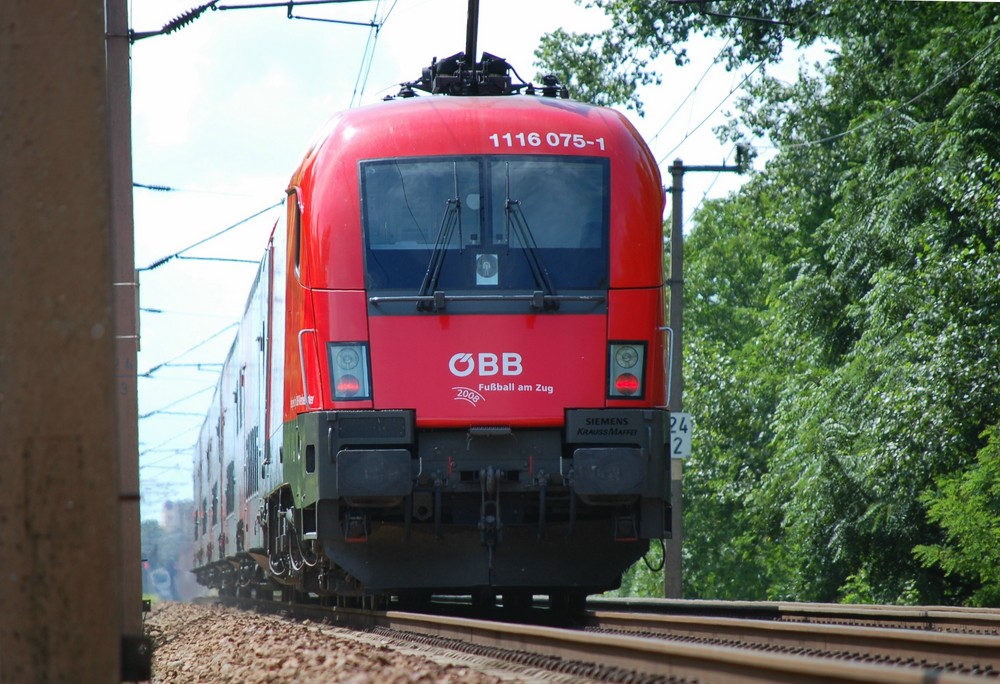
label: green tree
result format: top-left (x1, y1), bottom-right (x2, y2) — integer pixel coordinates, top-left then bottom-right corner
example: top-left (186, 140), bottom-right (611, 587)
top-left (762, 13), bottom-right (1000, 601)
top-left (539, 2), bottom-right (1000, 602)
top-left (915, 426), bottom-right (1000, 606)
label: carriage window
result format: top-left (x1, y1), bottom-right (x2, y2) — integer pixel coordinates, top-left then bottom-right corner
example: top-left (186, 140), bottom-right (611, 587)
top-left (360, 155), bottom-right (609, 294)
top-left (225, 461), bottom-right (236, 515)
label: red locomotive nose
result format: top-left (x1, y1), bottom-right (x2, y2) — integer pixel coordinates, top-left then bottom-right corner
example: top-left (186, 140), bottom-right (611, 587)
top-left (192, 85), bottom-right (669, 607)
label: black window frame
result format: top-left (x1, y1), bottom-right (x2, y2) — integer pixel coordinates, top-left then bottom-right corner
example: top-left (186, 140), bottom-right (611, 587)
top-left (358, 154), bottom-right (611, 303)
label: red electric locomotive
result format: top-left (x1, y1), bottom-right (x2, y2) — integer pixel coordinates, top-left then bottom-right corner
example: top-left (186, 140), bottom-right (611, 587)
top-left (192, 52), bottom-right (669, 609)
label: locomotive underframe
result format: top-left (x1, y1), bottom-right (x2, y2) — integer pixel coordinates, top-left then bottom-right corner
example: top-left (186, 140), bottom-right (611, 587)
top-left (260, 406), bottom-right (670, 595)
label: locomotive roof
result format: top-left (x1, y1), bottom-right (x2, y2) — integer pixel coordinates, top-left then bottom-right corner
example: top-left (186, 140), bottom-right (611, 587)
top-left (289, 94), bottom-right (651, 188)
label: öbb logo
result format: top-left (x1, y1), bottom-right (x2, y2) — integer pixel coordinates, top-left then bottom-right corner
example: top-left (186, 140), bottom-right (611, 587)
top-left (448, 352), bottom-right (523, 377)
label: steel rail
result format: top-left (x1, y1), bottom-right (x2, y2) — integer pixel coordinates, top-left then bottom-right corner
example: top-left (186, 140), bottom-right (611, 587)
top-left (214, 596), bottom-right (998, 682)
top-left (589, 597), bottom-right (1000, 633)
top-left (587, 609), bottom-right (1000, 674)
top-left (372, 610), bottom-right (990, 683)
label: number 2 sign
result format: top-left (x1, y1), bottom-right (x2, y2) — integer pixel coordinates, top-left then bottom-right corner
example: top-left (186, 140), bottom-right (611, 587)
top-left (670, 412), bottom-right (693, 458)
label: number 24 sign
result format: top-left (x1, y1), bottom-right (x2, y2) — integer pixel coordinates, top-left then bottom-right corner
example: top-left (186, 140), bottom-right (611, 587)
top-left (670, 412), bottom-right (693, 459)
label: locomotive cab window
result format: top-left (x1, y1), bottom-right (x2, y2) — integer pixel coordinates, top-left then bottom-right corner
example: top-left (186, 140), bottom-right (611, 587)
top-left (360, 155), bottom-right (609, 303)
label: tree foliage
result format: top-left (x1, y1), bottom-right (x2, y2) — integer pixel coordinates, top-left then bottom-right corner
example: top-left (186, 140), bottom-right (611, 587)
top-left (915, 427), bottom-right (1000, 606)
top-left (539, 3), bottom-right (1000, 603)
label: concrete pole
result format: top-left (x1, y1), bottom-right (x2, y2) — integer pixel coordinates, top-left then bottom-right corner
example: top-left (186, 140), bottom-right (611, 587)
top-left (0, 0), bottom-right (122, 681)
top-left (662, 157), bottom-right (742, 598)
top-left (664, 160), bottom-right (685, 598)
top-left (106, 0), bottom-right (146, 661)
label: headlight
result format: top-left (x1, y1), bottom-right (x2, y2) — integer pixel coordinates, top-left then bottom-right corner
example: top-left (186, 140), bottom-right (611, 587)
top-left (614, 345), bottom-right (639, 369)
top-left (608, 342), bottom-right (646, 399)
top-left (328, 342), bottom-right (371, 400)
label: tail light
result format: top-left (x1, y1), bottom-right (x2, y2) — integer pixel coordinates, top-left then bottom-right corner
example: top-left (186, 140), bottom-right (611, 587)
top-left (608, 342), bottom-right (646, 399)
top-left (328, 342), bottom-right (372, 400)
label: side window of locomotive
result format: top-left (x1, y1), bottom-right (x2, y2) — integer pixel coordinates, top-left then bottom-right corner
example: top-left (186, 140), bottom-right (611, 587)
top-left (287, 187), bottom-right (303, 279)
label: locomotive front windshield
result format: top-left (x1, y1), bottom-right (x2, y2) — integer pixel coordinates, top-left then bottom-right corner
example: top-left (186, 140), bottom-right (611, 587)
top-left (360, 156), bottom-right (609, 299)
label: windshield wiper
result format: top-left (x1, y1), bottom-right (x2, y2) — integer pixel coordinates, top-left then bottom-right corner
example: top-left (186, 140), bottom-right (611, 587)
top-left (416, 163), bottom-right (463, 310)
top-left (504, 162), bottom-right (558, 309)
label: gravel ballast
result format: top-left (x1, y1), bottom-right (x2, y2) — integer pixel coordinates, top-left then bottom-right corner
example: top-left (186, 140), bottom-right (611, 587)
top-left (144, 601), bottom-right (511, 683)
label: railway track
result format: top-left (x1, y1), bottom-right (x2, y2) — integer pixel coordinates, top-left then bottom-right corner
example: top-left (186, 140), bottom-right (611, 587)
top-left (590, 598), bottom-right (1000, 634)
top-left (584, 609), bottom-right (1000, 677)
top-left (209, 596), bottom-right (1000, 682)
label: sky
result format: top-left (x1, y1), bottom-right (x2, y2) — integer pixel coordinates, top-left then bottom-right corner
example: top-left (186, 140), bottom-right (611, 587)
top-left (130, 0), bottom-right (819, 521)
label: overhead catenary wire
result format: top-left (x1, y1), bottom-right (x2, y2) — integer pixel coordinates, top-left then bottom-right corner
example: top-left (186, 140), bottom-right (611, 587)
top-left (138, 363), bottom-right (223, 377)
top-left (649, 37), bottom-right (733, 146)
top-left (139, 424), bottom-right (203, 460)
top-left (138, 199), bottom-right (283, 271)
top-left (139, 463), bottom-right (191, 472)
top-left (776, 29), bottom-right (1000, 151)
top-left (637, 0), bottom-right (807, 167)
top-left (141, 306), bottom-right (240, 319)
top-left (658, 58), bottom-right (766, 166)
top-left (347, 0), bottom-right (400, 107)
top-left (350, 0), bottom-right (384, 106)
top-left (176, 255), bottom-right (260, 264)
top-left (129, 0), bottom-right (220, 42)
top-left (138, 323), bottom-right (238, 378)
top-left (134, 181), bottom-right (257, 197)
top-left (129, 0), bottom-right (380, 41)
top-left (660, 15), bottom-right (998, 229)
top-left (666, 0), bottom-right (793, 27)
top-left (215, 0), bottom-right (374, 10)
top-left (647, 18), bottom-right (829, 175)
top-left (138, 385), bottom-right (216, 420)
top-left (683, 163), bottom-right (727, 229)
